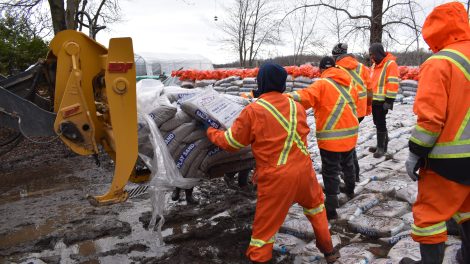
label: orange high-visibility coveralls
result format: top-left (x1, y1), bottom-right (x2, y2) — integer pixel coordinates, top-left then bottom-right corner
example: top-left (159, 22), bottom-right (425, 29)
top-left (289, 67), bottom-right (359, 152)
top-left (207, 92), bottom-right (333, 262)
top-left (408, 2), bottom-right (470, 244)
top-left (369, 53), bottom-right (399, 103)
top-left (336, 55), bottom-right (372, 118)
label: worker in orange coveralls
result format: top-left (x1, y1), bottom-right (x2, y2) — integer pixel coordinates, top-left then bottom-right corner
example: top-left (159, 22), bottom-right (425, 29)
top-left (400, 2), bottom-right (470, 264)
top-left (288, 57), bottom-right (359, 220)
top-left (368, 43), bottom-right (399, 158)
top-left (206, 62), bottom-right (340, 264)
top-left (333, 43), bottom-right (372, 182)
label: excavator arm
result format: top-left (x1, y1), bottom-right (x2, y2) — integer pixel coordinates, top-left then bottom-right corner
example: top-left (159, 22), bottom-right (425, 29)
top-left (1, 30), bottom-right (138, 206)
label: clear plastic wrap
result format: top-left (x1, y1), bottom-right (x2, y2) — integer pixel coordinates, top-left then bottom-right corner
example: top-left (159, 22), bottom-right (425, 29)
top-left (139, 113), bottom-right (201, 246)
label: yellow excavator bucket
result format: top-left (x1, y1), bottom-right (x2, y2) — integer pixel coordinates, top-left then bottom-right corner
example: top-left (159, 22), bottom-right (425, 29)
top-left (48, 30), bottom-right (138, 205)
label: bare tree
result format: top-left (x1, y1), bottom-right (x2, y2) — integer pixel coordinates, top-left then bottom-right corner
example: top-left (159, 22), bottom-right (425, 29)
top-left (0, 0), bottom-right (121, 38)
top-left (282, 0), bottom-right (422, 45)
top-left (220, 0), bottom-right (279, 67)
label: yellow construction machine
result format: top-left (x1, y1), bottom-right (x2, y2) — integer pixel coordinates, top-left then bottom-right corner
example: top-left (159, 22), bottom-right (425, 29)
top-left (0, 30), bottom-right (140, 206)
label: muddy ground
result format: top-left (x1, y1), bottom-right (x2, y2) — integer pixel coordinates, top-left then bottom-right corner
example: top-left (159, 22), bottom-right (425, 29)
top-left (0, 104), bottom-right (460, 264)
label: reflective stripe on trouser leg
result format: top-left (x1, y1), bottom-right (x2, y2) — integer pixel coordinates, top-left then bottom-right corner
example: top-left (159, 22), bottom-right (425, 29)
top-left (249, 236), bottom-right (275, 247)
top-left (303, 204), bottom-right (325, 216)
top-left (453, 212), bottom-right (470, 224)
top-left (412, 221), bottom-right (447, 237)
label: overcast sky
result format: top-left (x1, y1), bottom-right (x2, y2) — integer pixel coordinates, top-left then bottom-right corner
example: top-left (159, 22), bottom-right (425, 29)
top-left (96, 0), bottom-right (461, 65)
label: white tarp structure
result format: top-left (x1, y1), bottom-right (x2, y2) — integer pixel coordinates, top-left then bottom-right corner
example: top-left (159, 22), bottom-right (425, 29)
top-left (135, 52), bottom-right (214, 76)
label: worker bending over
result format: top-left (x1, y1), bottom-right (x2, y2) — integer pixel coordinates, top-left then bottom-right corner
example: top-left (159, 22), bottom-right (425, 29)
top-left (333, 43), bottom-right (372, 182)
top-left (288, 57), bottom-right (359, 220)
top-left (207, 62), bottom-right (339, 263)
top-left (368, 43), bottom-right (399, 158)
top-left (401, 2), bottom-right (470, 264)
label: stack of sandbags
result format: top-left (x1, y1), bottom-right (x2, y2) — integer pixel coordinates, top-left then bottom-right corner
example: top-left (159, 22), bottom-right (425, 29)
top-left (138, 84), bottom-right (255, 180)
top-left (195, 79), bottom-right (217, 88)
top-left (399, 80), bottom-right (418, 105)
top-left (213, 76), bottom-right (243, 95)
top-left (292, 76), bottom-right (314, 91)
top-left (241, 77), bottom-right (258, 94)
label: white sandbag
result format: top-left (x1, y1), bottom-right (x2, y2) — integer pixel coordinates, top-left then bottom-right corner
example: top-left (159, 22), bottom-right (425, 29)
top-left (226, 91), bottom-right (240, 96)
top-left (443, 244), bottom-right (461, 264)
top-left (231, 80), bottom-right (243, 86)
top-left (222, 94), bottom-right (250, 106)
top-left (240, 87), bottom-right (254, 92)
top-left (164, 122), bottom-right (196, 156)
top-left (286, 75), bottom-right (293, 81)
top-left (371, 259), bottom-right (399, 264)
top-left (220, 83), bottom-right (232, 88)
top-left (195, 79), bottom-right (216, 87)
top-left (294, 76), bottom-right (313, 84)
top-left (175, 138), bottom-right (213, 177)
top-left (272, 233), bottom-right (306, 254)
top-left (163, 86), bottom-right (202, 102)
top-left (400, 80), bottom-right (418, 88)
top-left (379, 230), bottom-right (411, 245)
top-left (348, 214), bottom-right (405, 237)
top-left (148, 96), bottom-right (177, 127)
top-left (401, 212), bottom-right (414, 229)
top-left (243, 77), bottom-right (256, 84)
top-left (159, 110), bottom-right (193, 132)
top-left (402, 91), bottom-right (417, 97)
top-left (400, 86), bottom-right (418, 92)
top-left (180, 88), bottom-right (244, 129)
top-left (366, 200), bottom-right (410, 218)
top-left (136, 79), bottom-right (164, 114)
top-left (387, 237), bottom-right (420, 262)
top-left (180, 81), bottom-right (195, 88)
top-left (214, 86), bottom-right (226, 92)
top-left (293, 82), bottom-right (311, 88)
top-left (339, 243), bottom-right (377, 264)
top-left (242, 83), bottom-right (258, 89)
top-left (395, 184), bottom-right (418, 205)
top-left (280, 217), bottom-right (315, 240)
top-left (337, 193), bottom-right (384, 221)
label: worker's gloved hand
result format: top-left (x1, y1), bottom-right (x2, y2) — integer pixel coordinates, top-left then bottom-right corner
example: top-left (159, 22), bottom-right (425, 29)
top-left (383, 101), bottom-right (393, 111)
top-left (405, 152), bottom-right (421, 181)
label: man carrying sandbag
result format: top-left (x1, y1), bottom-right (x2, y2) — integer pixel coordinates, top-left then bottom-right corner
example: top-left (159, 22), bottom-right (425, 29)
top-left (206, 62), bottom-right (339, 264)
top-left (401, 2), bottom-right (470, 264)
top-left (288, 57), bottom-right (359, 219)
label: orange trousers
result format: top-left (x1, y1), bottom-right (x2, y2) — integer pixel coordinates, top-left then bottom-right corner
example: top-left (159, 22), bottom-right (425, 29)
top-left (412, 168), bottom-right (470, 244)
top-left (246, 165), bottom-right (333, 262)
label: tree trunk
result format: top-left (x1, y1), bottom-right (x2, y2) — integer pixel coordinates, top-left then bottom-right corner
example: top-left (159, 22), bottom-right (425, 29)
top-left (370, 0), bottom-right (383, 44)
top-left (65, 0), bottom-right (80, 30)
top-left (48, 0), bottom-right (67, 35)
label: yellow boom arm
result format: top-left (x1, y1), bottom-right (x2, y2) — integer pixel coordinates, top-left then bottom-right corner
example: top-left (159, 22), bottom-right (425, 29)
top-left (48, 30), bottom-right (137, 205)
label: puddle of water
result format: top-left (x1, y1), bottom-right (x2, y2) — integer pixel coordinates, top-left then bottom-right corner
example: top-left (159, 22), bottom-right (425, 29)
top-left (0, 219), bottom-right (55, 249)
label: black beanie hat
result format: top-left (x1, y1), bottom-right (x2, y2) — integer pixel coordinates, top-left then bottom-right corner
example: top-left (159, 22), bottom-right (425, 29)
top-left (332, 43), bottom-right (348, 57)
top-left (254, 62), bottom-right (287, 97)
top-left (369, 43), bottom-right (386, 64)
top-left (319, 56), bottom-right (335, 70)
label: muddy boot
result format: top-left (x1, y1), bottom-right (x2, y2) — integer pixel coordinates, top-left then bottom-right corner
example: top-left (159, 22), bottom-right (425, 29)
top-left (353, 150), bottom-right (360, 182)
top-left (399, 242), bottom-right (445, 264)
top-left (185, 188), bottom-right (199, 205)
top-left (324, 249), bottom-right (340, 264)
top-left (171, 188), bottom-right (180, 201)
top-left (373, 132), bottom-right (387, 158)
top-left (325, 195), bottom-right (339, 220)
top-left (458, 221), bottom-right (470, 264)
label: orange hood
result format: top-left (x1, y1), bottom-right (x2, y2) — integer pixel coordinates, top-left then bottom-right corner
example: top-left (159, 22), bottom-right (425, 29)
top-left (336, 55), bottom-right (359, 70)
top-left (321, 66), bottom-right (351, 87)
top-left (422, 2), bottom-right (470, 53)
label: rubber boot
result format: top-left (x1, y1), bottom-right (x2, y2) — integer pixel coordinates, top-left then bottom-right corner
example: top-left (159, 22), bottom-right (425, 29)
top-left (324, 249), bottom-right (341, 264)
top-left (171, 188), bottom-right (180, 201)
top-left (185, 188), bottom-right (199, 205)
top-left (353, 149), bottom-right (360, 182)
top-left (373, 132), bottom-right (387, 158)
top-left (325, 195), bottom-right (339, 220)
top-left (458, 221), bottom-right (470, 264)
top-left (399, 242), bottom-right (445, 264)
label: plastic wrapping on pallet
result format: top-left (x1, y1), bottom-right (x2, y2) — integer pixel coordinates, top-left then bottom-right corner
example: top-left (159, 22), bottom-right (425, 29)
top-left (136, 79), bottom-right (164, 114)
top-left (348, 214), bottom-right (405, 237)
top-left (180, 88), bottom-right (244, 129)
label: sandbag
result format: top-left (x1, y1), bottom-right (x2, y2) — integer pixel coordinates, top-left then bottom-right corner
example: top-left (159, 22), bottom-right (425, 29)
top-left (200, 146), bottom-right (252, 172)
top-left (226, 91), bottom-right (240, 96)
top-left (272, 233), bottom-right (306, 254)
top-left (182, 129), bottom-right (207, 144)
top-left (338, 243), bottom-right (377, 264)
top-left (175, 138), bottom-right (213, 177)
top-left (379, 230), bottom-right (410, 245)
top-left (400, 80), bottom-right (418, 88)
top-left (195, 79), bottom-right (216, 87)
top-left (240, 87), bottom-right (254, 92)
top-left (280, 217), bottom-right (315, 240)
top-left (443, 244), bottom-right (461, 264)
top-left (148, 96), bottom-right (177, 127)
top-left (387, 237), bottom-right (420, 262)
top-left (226, 86), bottom-right (240, 92)
top-left (180, 81), bottom-right (194, 88)
top-left (243, 77), bottom-right (256, 84)
top-left (163, 86), bottom-right (202, 102)
top-left (336, 193), bottom-right (384, 221)
top-left (222, 94), bottom-right (250, 106)
top-left (401, 212), bottom-right (414, 228)
top-left (159, 110), bottom-right (193, 132)
top-left (402, 91), bottom-right (416, 97)
top-left (293, 82), bottom-right (310, 88)
top-left (164, 122), bottom-right (197, 156)
top-left (215, 76), bottom-right (240, 86)
top-left (396, 184), bottom-right (417, 205)
top-left (220, 83), bottom-right (232, 88)
top-left (231, 80), bottom-right (243, 86)
top-left (400, 86), bottom-right (417, 92)
top-left (185, 153), bottom-right (210, 179)
top-left (180, 88), bottom-right (244, 129)
top-left (294, 76), bottom-right (313, 84)
top-left (348, 214), bottom-right (405, 237)
top-left (366, 200), bottom-right (409, 218)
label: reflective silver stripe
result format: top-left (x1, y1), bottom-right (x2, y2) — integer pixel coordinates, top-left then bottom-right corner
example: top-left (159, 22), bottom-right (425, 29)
top-left (377, 61), bottom-right (392, 98)
top-left (429, 143), bottom-right (470, 158)
top-left (373, 94), bottom-right (385, 101)
top-left (386, 91), bottom-right (397, 99)
top-left (344, 66), bottom-right (366, 91)
top-left (303, 204), bottom-right (325, 216)
top-left (410, 126), bottom-right (439, 147)
top-left (324, 97), bottom-right (346, 130)
top-left (358, 91), bottom-right (367, 98)
top-left (453, 212), bottom-right (470, 224)
top-left (412, 222), bottom-right (447, 236)
top-left (291, 92), bottom-right (301, 102)
top-left (324, 78), bottom-right (357, 116)
top-left (430, 49), bottom-right (470, 81)
top-left (249, 236), bottom-right (275, 247)
top-left (387, 77), bottom-right (400, 83)
top-left (316, 127), bottom-right (358, 140)
top-left (456, 109), bottom-right (470, 141)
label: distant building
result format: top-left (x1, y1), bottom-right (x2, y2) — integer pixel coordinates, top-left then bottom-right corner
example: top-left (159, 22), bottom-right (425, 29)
top-left (135, 52), bottom-right (214, 77)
